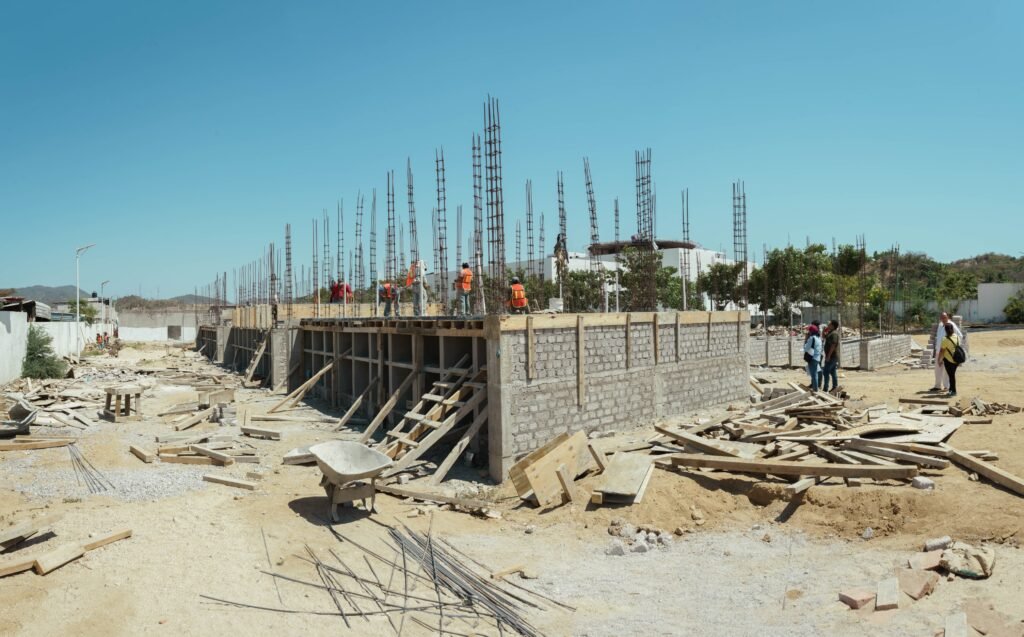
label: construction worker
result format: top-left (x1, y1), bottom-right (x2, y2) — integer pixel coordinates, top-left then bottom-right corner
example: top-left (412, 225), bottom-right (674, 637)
top-left (378, 281), bottom-right (397, 317)
top-left (508, 277), bottom-right (529, 314)
top-left (407, 260), bottom-right (430, 316)
top-left (454, 262), bottom-right (473, 317)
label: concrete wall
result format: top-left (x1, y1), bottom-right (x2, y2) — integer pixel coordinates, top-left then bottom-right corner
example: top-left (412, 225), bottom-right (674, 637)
top-left (488, 311), bottom-right (750, 478)
top-left (977, 283), bottom-right (1024, 323)
top-left (859, 335), bottom-right (914, 371)
top-left (119, 326), bottom-right (198, 342)
top-left (37, 321), bottom-right (115, 358)
top-left (748, 337), bottom-right (860, 369)
top-left (0, 313), bottom-right (29, 385)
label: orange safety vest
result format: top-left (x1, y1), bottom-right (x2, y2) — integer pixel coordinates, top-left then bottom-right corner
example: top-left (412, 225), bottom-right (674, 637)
top-left (510, 283), bottom-right (528, 308)
top-left (459, 268), bottom-right (473, 291)
top-left (380, 283), bottom-right (393, 299)
top-left (405, 264), bottom-right (416, 287)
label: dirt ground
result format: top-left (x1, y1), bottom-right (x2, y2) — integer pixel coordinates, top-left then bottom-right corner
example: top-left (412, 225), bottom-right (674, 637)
top-left (1, 328), bottom-right (1023, 636)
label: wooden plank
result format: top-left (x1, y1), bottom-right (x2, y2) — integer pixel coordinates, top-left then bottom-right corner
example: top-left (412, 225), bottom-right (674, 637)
top-left (428, 409), bottom-right (488, 486)
top-left (652, 313), bottom-right (659, 365)
top-left (843, 440), bottom-right (950, 469)
top-left (632, 464), bottom-right (654, 503)
top-left (947, 447), bottom-right (1024, 497)
top-left (0, 439), bottom-right (74, 451)
top-left (663, 453), bottom-right (918, 479)
top-left (129, 445), bottom-right (156, 463)
top-left (241, 426), bottom-right (282, 440)
top-left (376, 483), bottom-right (489, 510)
top-left (654, 426), bottom-right (743, 457)
top-left (33, 543), bottom-right (85, 575)
top-left (595, 452), bottom-right (653, 497)
top-left (0, 514), bottom-right (61, 550)
top-left (625, 313), bottom-right (632, 369)
top-left (509, 432), bottom-right (570, 498)
top-left (158, 455), bottom-right (216, 465)
top-left (384, 389), bottom-right (486, 476)
top-left (526, 315), bottom-right (535, 380)
top-left (83, 529), bottom-right (132, 551)
top-left (899, 397), bottom-right (949, 405)
top-left (359, 368), bottom-right (419, 443)
top-left (556, 463), bottom-right (578, 504)
top-left (785, 477), bottom-right (816, 495)
top-left (0, 555), bottom-right (37, 577)
top-left (174, 407), bottom-right (216, 431)
top-left (843, 438), bottom-right (951, 458)
top-left (576, 315), bottom-right (585, 406)
top-left (490, 563), bottom-right (526, 580)
top-left (243, 336), bottom-right (267, 383)
top-left (191, 446), bottom-right (235, 466)
top-left (202, 474), bottom-right (257, 490)
top-left (588, 444), bottom-right (608, 473)
top-left (269, 348), bottom-right (352, 413)
top-left (334, 376), bottom-right (380, 431)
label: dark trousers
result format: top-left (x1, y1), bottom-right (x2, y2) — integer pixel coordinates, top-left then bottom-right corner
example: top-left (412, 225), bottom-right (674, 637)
top-left (943, 359), bottom-right (958, 393)
top-left (822, 359), bottom-right (839, 392)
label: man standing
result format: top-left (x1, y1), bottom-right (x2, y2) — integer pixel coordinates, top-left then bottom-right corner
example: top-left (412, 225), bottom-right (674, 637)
top-left (454, 262), bottom-right (473, 317)
top-left (931, 312), bottom-right (965, 392)
top-left (508, 277), bottom-right (529, 314)
top-left (822, 319), bottom-right (840, 393)
top-left (378, 282), bottom-right (395, 318)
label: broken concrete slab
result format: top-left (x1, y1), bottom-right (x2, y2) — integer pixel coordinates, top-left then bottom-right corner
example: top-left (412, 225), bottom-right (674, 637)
top-left (898, 568), bottom-right (940, 600)
top-left (909, 550), bottom-right (944, 571)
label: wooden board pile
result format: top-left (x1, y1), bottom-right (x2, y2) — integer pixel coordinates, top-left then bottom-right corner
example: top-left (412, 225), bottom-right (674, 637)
top-left (130, 431), bottom-right (260, 466)
top-left (509, 383), bottom-right (1024, 510)
top-left (958, 397), bottom-right (1023, 417)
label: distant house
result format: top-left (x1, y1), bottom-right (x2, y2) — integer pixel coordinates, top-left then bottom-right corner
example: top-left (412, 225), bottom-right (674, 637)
top-left (1, 296), bottom-right (52, 322)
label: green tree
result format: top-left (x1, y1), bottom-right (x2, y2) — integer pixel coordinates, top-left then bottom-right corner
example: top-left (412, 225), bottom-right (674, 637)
top-left (65, 299), bottom-right (98, 325)
top-left (748, 244), bottom-right (835, 319)
top-left (697, 262), bottom-right (743, 310)
top-left (22, 326), bottom-right (67, 379)
top-left (938, 270), bottom-right (978, 312)
top-left (618, 248), bottom-right (662, 311)
top-left (1004, 290), bottom-right (1024, 324)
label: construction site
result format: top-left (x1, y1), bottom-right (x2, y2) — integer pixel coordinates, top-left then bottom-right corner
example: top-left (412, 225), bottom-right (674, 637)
top-left (3, 90), bottom-right (1024, 637)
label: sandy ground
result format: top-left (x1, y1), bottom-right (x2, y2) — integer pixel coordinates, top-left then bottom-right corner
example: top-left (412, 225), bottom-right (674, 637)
top-left (1, 329), bottom-right (1023, 636)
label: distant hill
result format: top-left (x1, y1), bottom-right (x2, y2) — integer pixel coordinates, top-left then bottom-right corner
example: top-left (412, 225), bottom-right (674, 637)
top-left (3, 285), bottom-right (90, 304)
top-left (949, 253), bottom-right (1024, 284)
top-left (115, 294), bottom-right (216, 311)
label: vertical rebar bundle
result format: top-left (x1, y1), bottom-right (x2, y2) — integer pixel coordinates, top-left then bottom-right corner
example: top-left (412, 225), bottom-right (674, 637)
top-left (484, 96), bottom-right (506, 311)
top-left (435, 149), bottom-right (450, 306)
top-left (284, 224), bottom-right (293, 320)
top-left (472, 134), bottom-right (485, 289)
top-left (525, 180), bottom-right (535, 279)
top-left (633, 149), bottom-right (657, 310)
top-left (407, 159), bottom-right (420, 266)
top-left (355, 193), bottom-right (365, 290)
top-left (399, 220), bottom-right (407, 279)
top-left (456, 204), bottom-right (463, 271)
top-left (432, 207), bottom-right (440, 293)
top-left (680, 188), bottom-right (691, 309)
top-left (539, 210), bottom-right (545, 282)
top-left (515, 219), bottom-right (521, 267)
top-left (369, 189), bottom-right (378, 289)
top-left (386, 170), bottom-right (397, 281)
top-left (614, 197), bottom-right (620, 244)
top-left (584, 158), bottom-right (599, 272)
top-left (312, 219), bottom-right (319, 312)
top-left (557, 171), bottom-right (567, 246)
top-left (732, 180), bottom-right (749, 306)
top-left (337, 201), bottom-right (343, 285)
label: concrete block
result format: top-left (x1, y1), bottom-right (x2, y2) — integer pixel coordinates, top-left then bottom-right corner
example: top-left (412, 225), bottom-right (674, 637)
top-left (912, 476), bottom-right (935, 490)
top-left (874, 577), bottom-right (899, 610)
top-left (924, 536), bottom-right (953, 552)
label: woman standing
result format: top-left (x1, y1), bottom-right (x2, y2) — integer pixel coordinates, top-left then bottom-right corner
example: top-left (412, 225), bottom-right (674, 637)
top-left (802, 324), bottom-right (823, 392)
top-left (941, 323), bottom-right (962, 397)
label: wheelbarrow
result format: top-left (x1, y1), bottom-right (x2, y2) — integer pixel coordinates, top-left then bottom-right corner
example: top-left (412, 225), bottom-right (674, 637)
top-left (309, 441), bottom-right (393, 521)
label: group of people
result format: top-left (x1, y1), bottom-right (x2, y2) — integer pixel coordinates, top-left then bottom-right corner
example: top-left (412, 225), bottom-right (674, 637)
top-left (94, 332), bottom-right (111, 349)
top-left (372, 262), bottom-right (530, 318)
top-left (802, 319), bottom-right (841, 393)
top-left (800, 311), bottom-right (967, 397)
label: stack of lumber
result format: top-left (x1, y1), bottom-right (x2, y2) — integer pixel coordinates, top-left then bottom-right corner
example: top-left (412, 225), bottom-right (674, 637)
top-left (131, 431), bottom-right (259, 465)
top-left (0, 516), bottom-right (131, 578)
top-left (961, 397), bottom-right (1022, 417)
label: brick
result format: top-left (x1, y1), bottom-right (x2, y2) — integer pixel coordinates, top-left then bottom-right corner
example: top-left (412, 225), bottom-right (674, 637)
top-left (838, 588), bottom-right (875, 609)
top-left (909, 550), bottom-right (943, 571)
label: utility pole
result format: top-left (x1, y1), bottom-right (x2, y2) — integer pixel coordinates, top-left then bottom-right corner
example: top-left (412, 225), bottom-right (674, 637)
top-left (74, 243), bottom-right (95, 357)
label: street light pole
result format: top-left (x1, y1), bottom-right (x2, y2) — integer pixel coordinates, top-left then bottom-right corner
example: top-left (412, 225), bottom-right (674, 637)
top-left (101, 280), bottom-right (110, 325)
top-left (75, 243), bottom-right (95, 357)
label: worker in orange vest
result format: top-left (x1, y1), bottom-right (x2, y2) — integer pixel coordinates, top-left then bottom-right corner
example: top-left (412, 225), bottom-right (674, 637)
top-left (454, 262), bottom-right (473, 317)
top-left (378, 282), bottom-right (400, 318)
top-left (508, 277), bottom-right (529, 314)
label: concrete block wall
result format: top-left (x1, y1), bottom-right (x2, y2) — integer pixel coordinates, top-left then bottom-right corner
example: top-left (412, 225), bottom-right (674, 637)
top-left (0, 312), bottom-right (29, 385)
top-left (748, 336), bottom-right (861, 369)
top-left (488, 312), bottom-right (749, 478)
top-left (859, 335), bottom-right (913, 370)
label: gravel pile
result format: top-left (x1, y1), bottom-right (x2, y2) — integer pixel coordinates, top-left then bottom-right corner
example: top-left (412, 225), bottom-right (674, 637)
top-left (9, 464), bottom-right (209, 502)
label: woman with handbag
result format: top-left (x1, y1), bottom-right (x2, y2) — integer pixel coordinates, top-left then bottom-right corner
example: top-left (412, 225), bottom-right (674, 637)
top-left (940, 322), bottom-right (963, 397)
top-left (802, 324), bottom-right (823, 392)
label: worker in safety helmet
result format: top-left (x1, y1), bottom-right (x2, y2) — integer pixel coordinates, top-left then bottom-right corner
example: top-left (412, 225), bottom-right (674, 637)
top-left (508, 277), bottom-right (529, 314)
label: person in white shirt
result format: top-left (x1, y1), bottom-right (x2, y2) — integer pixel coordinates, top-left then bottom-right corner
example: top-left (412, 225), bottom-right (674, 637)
top-left (931, 312), bottom-right (965, 392)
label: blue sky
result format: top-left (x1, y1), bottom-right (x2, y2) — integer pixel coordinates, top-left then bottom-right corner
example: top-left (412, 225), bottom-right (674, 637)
top-left (2, 1), bottom-right (1021, 299)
